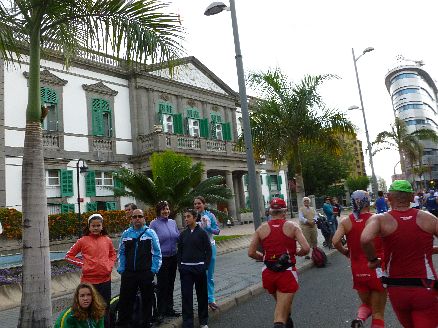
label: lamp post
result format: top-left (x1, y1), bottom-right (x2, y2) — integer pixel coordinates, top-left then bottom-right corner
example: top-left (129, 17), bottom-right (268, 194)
top-left (205, 1), bottom-right (262, 229)
top-left (351, 46), bottom-right (379, 197)
top-left (76, 159), bottom-right (88, 237)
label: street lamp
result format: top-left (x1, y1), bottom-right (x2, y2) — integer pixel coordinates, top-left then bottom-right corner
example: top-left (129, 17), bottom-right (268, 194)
top-left (76, 159), bottom-right (88, 237)
top-left (205, 1), bottom-right (262, 229)
top-left (351, 46), bottom-right (379, 197)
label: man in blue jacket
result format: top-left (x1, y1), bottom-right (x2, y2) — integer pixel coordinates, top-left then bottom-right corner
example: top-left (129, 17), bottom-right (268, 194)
top-left (116, 208), bottom-right (162, 328)
top-left (323, 197), bottom-right (336, 248)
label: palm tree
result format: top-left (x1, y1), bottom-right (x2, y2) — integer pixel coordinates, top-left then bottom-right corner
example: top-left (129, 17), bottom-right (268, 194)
top-left (114, 150), bottom-right (232, 216)
top-left (246, 68), bottom-right (355, 203)
top-left (373, 117), bottom-right (438, 181)
top-left (0, 1), bottom-right (184, 326)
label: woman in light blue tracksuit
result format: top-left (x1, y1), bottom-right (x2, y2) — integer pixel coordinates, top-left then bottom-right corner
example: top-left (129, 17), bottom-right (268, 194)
top-left (194, 196), bottom-right (220, 311)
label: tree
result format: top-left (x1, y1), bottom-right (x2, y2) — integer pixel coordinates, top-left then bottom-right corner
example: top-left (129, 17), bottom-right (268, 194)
top-left (346, 176), bottom-right (370, 192)
top-left (373, 117), bottom-right (438, 179)
top-left (114, 150), bottom-right (232, 216)
top-left (287, 143), bottom-right (353, 196)
top-left (247, 69), bottom-right (355, 203)
top-left (0, 1), bottom-right (184, 326)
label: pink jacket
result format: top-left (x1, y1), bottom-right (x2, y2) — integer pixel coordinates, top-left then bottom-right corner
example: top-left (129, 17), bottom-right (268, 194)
top-left (65, 234), bottom-right (116, 284)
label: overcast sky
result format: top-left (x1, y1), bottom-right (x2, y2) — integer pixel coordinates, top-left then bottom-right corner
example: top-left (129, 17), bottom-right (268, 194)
top-left (168, 0), bottom-right (438, 187)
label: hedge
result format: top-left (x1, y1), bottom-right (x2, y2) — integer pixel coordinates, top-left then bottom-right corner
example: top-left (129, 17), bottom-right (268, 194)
top-left (0, 207), bottom-right (156, 240)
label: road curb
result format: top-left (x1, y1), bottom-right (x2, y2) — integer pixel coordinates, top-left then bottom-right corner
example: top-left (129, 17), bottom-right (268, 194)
top-left (160, 248), bottom-right (338, 327)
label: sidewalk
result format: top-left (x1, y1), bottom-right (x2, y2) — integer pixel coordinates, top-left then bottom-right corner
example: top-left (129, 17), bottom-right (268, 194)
top-left (0, 219), bottom-right (334, 327)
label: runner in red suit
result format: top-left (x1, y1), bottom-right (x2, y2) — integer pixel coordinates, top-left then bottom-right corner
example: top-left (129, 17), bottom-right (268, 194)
top-left (333, 190), bottom-right (386, 328)
top-left (362, 180), bottom-right (438, 328)
top-left (248, 198), bottom-right (310, 328)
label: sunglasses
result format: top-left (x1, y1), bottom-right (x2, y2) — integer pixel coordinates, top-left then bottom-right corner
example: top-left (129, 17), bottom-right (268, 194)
top-left (131, 215), bottom-right (144, 219)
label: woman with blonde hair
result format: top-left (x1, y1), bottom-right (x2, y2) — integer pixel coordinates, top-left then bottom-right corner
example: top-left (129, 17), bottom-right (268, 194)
top-left (54, 282), bottom-right (106, 327)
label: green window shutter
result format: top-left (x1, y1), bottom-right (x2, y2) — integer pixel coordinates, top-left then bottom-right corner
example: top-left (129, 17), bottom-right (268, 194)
top-left (260, 175), bottom-right (263, 185)
top-left (41, 87), bottom-right (58, 104)
top-left (186, 108), bottom-right (200, 119)
top-left (244, 174), bottom-right (249, 185)
top-left (86, 202), bottom-right (97, 212)
top-left (277, 175), bottom-right (282, 187)
top-left (267, 175), bottom-right (272, 191)
top-left (211, 114), bottom-right (217, 123)
top-left (200, 118), bottom-right (209, 138)
top-left (85, 171), bottom-right (96, 197)
top-left (92, 98), bottom-right (104, 136)
top-left (105, 201), bottom-right (117, 210)
top-left (222, 122), bottom-right (232, 141)
top-left (173, 113), bottom-right (183, 135)
top-left (60, 170), bottom-right (73, 197)
top-left (61, 203), bottom-right (75, 213)
top-left (113, 176), bottom-right (125, 190)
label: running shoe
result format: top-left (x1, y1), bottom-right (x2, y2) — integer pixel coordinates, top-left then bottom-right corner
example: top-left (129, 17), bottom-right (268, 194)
top-left (351, 319), bottom-right (364, 328)
top-left (286, 316), bottom-right (294, 328)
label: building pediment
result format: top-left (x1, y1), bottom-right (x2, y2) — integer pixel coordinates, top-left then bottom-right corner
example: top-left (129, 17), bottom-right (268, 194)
top-left (146, 57), bottom-right (237, 97)
top-left (82, 81), bottom-right (118, 96)
top-left (23, 69), bottom-right (68, 86)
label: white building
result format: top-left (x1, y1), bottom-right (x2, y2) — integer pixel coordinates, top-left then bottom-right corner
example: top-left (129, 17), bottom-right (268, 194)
top-left (0, 51), bottom-right (287, 221)
top-left (385, 62), bottom-right (438, 184)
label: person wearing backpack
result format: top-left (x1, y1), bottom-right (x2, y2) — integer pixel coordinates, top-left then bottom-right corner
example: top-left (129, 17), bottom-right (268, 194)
top-left (248, 198), bottom-right (310, 328)
top-left (333, 190), bottom-right (386, 328)
top-left (116, 208), bottom-right (162, 328)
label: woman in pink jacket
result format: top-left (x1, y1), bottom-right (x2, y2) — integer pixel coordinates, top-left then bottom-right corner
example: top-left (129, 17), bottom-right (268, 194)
top-left (66, 213), bottom-right (116, 328)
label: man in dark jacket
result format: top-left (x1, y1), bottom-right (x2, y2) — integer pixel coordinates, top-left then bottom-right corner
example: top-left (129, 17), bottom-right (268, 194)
top-left (178, 208), bottom-right (212, 328)
top-left (116, 209), bottom-right (162, 328)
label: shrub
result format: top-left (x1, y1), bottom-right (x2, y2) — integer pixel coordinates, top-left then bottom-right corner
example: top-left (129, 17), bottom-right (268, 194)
top-left (0, 208), bottom-right (154, 240)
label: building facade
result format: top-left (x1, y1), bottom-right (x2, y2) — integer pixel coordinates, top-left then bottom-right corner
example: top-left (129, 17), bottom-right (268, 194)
top-left (0, 51), bottom-right (286, 222)
top-left (385, 63), bottom-right (438, 184)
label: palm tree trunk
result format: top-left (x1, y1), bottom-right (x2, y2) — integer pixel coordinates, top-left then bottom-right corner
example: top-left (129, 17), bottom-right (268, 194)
top-left (18, 26), bottom-right (52, 328)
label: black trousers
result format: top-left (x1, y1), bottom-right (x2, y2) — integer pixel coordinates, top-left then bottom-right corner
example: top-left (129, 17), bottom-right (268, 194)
top-left (93, 280), bottom-right (111, 328)
top-left (117, 271), bottom-right (154, 327)
top-left (180, 265), bottom-right (208, 328)
top-left (156, 255), bottom-right (178, 315)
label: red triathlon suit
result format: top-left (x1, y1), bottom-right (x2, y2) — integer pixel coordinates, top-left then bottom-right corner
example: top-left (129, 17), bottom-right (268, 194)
top-left (261, 219), bottom-right (298, 294)
top-left (382, 209), bottom-right (438, 328)
top-left (346, 212), bottom-right (385, 292)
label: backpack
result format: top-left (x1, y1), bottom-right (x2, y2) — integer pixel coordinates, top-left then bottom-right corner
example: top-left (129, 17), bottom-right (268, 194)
top-left (311, 246), bottom-right (327, 268)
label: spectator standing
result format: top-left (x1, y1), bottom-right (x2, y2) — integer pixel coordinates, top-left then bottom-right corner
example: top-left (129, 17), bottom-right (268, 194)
top-left (65, 213), bottom-right (116, 328)
top-left (116, 209), bottom-right (162, 328)
top-left (178, 208), bottom-right (212, 328)
top-left (322, 197), bottom-right (336, 248)
top-left (362, 180), bottom-right (438, 328)
top-left (425, 189), bottom-right (438, 216)
top-left (298, 197), bottom-right (318, 259)
top-left (124, 203), bottom-right (137, 221)
top-left (375, 191), bottom-right (389, 213)
top-left (331, 197), bottom-right (342, 229)
top-left (248, 198), bottom-right (310, 328)
top-left (54, 282), bottom-right (106, 328)
top-left (149, 201), bottom-right (180, 320)
top-left (193, 196), bottom-right (220, 311)
top-left (333, 191), bottom-right (386, 328)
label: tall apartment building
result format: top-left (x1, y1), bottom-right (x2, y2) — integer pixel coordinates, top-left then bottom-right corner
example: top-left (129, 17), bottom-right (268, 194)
top-left (385, 62), bottom-right (438, 184)
top-left (0, 48), bottom-right (286, 223)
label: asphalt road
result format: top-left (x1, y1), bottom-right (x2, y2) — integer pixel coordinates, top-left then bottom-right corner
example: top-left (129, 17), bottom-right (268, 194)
top-left (209, 252), bottom-right (431, 328)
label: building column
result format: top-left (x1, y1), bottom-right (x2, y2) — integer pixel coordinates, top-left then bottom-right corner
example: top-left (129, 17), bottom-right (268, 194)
top-left (225, 171), bottom-right (237, 222)
top-left (147, 88), bottom-right (156, 133)
top-left (232, 174), bottom-right (241, 223)
top-left (202, 168), bottom-right (208, 181)
top-left (230, 107), bottom-right (238, 142)
top-left (255, 171), bottom-right (265, 217)
top-left (237, 174), bottom-right (245, 209)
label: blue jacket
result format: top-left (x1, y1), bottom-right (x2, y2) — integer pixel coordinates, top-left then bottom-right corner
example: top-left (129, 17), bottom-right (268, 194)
top-left (117, 225), bottom-right (162, 274)
top-left (375, 197), bottom-right (388, 213)
top-left (199, 210), bottom-right (220, 245)
top-left (323, 203), bottom-right (334, 222)
top-left (426, 195), bottom-right (438, 211)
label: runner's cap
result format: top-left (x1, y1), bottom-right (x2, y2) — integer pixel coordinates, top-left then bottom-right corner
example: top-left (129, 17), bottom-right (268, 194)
top-left (388, 180), bottom-right (413, 193)
top-left (270, 197), bottom-right (287, 210)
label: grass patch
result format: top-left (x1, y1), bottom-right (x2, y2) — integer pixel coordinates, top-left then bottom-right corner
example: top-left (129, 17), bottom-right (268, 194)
top-left (213, 235), bottom-right (243, 242)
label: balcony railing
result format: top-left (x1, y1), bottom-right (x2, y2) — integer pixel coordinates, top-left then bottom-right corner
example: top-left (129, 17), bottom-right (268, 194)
top-left (92, 138), bottom-right (113, 152)
top-left (42, 132), bottom-right (61, 149)
top-left (137, 132), bottom-right (246, 158)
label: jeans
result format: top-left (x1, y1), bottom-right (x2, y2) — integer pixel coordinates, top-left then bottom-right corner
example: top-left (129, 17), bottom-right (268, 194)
top-left (207, 244), bottom-right (217, 303)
